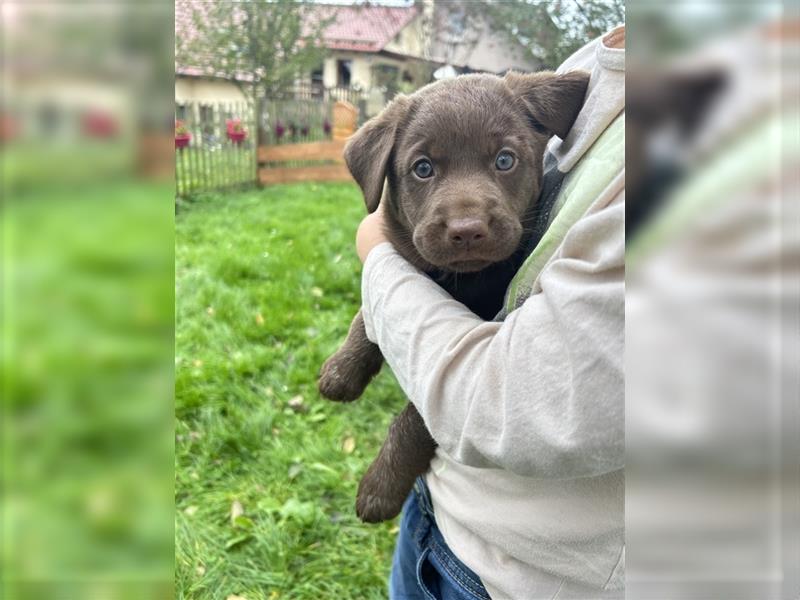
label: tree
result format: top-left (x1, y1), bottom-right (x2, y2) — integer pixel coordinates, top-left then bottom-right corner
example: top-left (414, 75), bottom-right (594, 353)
top-left (471, 0), bottom-right (625, 70)
top-left (176, 0), bottom-right (330, 142)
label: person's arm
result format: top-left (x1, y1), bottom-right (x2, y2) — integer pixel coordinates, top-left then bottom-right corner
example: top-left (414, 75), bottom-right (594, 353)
top-left (359, 192), bottom-right (624, 479)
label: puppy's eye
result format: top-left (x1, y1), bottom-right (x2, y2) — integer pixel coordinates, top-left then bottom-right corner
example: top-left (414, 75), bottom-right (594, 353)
top-left (413, 159), bottom-right (434, 179)
top-left (495, 151), bottom-right (515, 171)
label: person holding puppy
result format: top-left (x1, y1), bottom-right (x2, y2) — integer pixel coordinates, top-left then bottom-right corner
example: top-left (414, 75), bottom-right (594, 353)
top-left (355, 27), bottom-right (625, 600)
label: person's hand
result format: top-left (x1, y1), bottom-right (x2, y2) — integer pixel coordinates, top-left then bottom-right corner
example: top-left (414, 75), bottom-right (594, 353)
top-left (356, 202), bottom-right (390, 263)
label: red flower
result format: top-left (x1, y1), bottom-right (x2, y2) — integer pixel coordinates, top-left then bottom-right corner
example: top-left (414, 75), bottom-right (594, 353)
top-left (226, 118), bottom-right (245, 134)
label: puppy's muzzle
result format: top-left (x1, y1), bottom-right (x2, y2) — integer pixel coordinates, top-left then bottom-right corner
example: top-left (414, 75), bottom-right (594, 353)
top-left (446, 218), bottom-right (489, 249)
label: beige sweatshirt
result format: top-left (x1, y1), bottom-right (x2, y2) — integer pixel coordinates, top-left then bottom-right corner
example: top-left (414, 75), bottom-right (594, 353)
top-left (361, 29), bottom-right (625, 600)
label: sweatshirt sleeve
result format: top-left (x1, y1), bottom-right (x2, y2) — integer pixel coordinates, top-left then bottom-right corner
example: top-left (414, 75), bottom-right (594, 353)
top-left (360, 192), bottom-right (624, 479)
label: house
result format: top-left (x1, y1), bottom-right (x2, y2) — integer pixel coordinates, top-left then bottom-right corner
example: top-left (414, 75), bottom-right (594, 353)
top-left (174, 2), bottom-right (429, 106)
top-left (175, 1), bottom-right (539, 111)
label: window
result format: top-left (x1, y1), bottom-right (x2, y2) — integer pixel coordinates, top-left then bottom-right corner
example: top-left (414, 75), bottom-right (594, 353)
top-left (448, 7), bottom-right (467, 36)
top-left (336, 59), bottom-right (352, 87)
top-left (199, 105), bottom-right (214, 123)
top-left (372, 64), bottom-right (400, 98)
top-left (199, 105), bottom-right (215, 136)
top-left (311, 66), bottom-right (324, 98)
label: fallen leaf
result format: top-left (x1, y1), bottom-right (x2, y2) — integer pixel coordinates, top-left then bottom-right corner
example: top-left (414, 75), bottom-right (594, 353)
top-left (255, 313), bottom-right (265, 326)
top-left (288, 463), bottom-right (303, 480)
top-left (287, 395), bottom-right (306, 413)
top-left (342, 436), bottom-right (356, 454)
top-left (311, 286), bottom-right (324, 298)
top-left (230, 500), bottom-right (244, 526)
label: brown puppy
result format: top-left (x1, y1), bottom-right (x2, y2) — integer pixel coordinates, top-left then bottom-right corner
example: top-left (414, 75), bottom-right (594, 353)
top-left (319, 71), bottom-right (589, 522)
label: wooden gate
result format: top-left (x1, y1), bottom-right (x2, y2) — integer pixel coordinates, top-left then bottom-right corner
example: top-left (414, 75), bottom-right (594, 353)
top-left (257, 101), bottom-right (357, 185)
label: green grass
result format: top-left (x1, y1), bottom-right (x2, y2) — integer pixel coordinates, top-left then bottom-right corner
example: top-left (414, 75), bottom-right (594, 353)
top-left (3, 179), bottom-right (174, 598)
top-left (175, 183), bottom-right (407, 599)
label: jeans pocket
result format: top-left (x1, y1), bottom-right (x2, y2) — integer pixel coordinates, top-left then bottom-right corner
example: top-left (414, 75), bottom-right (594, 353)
top-left (417, 544), bottom-right (491, 600)
top-left (416, 548), bottom-right (440, 600)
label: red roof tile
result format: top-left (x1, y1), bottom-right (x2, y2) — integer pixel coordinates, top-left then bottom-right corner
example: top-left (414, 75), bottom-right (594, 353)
top-left (315, 5), bottom-right (419, 52)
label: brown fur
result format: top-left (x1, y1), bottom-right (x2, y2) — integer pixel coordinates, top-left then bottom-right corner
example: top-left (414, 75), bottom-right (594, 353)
top-left (319, 71), bottom-right (589, 522)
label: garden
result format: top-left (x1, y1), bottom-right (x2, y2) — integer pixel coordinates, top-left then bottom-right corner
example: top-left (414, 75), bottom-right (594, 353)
top-left (175, 184), bottom-right (406, 599)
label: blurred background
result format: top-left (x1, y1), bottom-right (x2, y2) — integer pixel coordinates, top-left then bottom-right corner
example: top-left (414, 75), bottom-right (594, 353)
top-left (1, 2), bottom-right (175, 599)
top-left (171, 0), bottom-right (623, 195)
top-left (2, 1), bottom-right (798, 599)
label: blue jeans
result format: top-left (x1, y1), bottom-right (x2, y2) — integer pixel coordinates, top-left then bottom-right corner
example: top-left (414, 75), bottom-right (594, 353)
top-left (389, 477), bottom-right (491, 600)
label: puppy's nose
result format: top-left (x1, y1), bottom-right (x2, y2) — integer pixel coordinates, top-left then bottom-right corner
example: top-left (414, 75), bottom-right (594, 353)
top-left (447, 218), bottom-right (488, 246)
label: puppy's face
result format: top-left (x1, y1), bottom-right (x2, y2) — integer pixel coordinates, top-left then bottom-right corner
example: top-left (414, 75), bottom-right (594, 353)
top-left (345, 71), bottom-right (589, 272)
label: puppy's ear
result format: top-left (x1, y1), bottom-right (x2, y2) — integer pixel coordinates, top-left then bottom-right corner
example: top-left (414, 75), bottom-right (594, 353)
top-left (344, 95), bottom-right (410, 213)
top-left (505, 70), bottom-right (590, 139)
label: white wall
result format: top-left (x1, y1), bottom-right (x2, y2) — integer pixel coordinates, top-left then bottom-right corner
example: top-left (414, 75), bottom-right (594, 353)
top-left (175, 77), bottom-right (247, 105)
top-left (322, 52), bottom-right (407, 90)
top-left (323, 53), bottom-right (374, 89)
top-left (384, 15), bottom-right (427, 59)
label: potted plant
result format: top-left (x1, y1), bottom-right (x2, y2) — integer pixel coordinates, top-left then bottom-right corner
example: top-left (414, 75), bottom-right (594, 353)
top-left (175, 120), bottom-right (191, 149)
top-left (226, 118), bottom-right (247, 144)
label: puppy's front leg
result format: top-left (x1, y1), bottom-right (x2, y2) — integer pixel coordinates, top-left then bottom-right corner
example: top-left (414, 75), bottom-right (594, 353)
top-left (356, 402), bottom-right (437, 523)
top-left (319, 310), bottom-right (384, 402)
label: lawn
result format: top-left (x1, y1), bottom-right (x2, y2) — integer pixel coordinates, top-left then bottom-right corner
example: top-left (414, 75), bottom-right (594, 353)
top-left (3, 178), bottom-right (174, 598)
top-left (175, 183), bottom-right (407, 599)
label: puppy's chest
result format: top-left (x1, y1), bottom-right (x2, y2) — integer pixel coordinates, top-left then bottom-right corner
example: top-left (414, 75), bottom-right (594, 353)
top-left (430, 260), bottom-right (521, 321)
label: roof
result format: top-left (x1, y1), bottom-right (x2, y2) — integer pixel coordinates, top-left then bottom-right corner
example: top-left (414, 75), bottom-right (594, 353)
top-left (175, 1), bottom-right (419, 77)
top-left (315, 5), bottom-right (419, 53)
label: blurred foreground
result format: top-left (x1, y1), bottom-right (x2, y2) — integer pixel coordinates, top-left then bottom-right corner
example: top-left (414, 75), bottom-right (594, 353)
top-left (626, 2), bottom-right (799, 598)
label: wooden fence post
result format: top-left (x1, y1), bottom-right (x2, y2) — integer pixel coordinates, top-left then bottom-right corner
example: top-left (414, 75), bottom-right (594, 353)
top-left (332, 101), bottom-right (357, 140)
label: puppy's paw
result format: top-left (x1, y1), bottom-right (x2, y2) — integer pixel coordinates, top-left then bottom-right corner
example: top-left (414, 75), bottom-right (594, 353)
top-left (355, 468), bottom-right (408, 523)
top-left (318, 353), bottom-right (371, 402)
